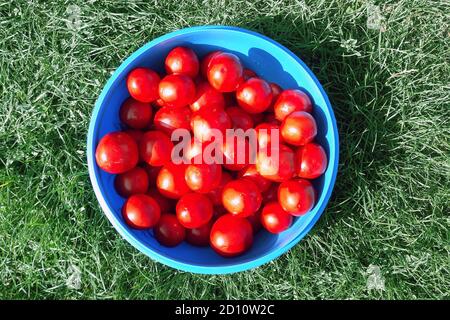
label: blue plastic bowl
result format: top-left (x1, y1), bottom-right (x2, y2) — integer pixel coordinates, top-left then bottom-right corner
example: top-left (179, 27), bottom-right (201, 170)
top-left (87, 26), bottom-right (339, 274)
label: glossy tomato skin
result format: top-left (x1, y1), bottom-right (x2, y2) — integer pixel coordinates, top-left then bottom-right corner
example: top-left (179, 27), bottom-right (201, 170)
top-left (122, 194), bottom-right (161, 229)
top-left (222, 178), bottom-right (262, 217)
top-left (207, 52), bottom-right (243, 92)
top-left (261, 202), bottom-right (292, 234)
top-left (190, 106), bottom-right (231, 142)
top-left (221, 136), bottom-right (252, 171)
top-left (114, 166), bottom-right (149, 197)
top-left (207, 172), bottom-right (233, 206)
top-left (238, 165), bottom-right (272, 193)
top-left (185, 163), bottom-right (222, 193)
top-left (278, 179), bottom-right (315, 216)
top-left (243, 68), bottom-right (257, 80)
top-left (274, 89), bottom-right (313, 121)
top-left (159, 74), bottom-right (196, 108)
top-left (246, 210), bottom-right (262, 233)
top-left (176, 193), bottom-right (213, 229)
top-left (146, 188), bottom-right (175, 213)
top-left (226, 107), bottom-right (254, 130)
top-left (281, 111), bottom-right (317, 146)
top-left (165, 46), bottom-right (199, 78)
top-left (156, 162), bottom-right (190, 199)
top-left (185, 221), bottom-right (213, 246)
top-left (119, 98), bottom-right (152, 129)
top-left (236, 78), bottom-right (273, 114)
top-left (154, 213), bottom-right (185, 247)
top-left (295, 143), bottom-right (327, 179)
top-left (210, 214), bottom-right (253, 257)
top-left (95, 131), bottom-right (139, 174)
top-left (255, 122), bottom-right (281, 149)
top-left (127, 67), bottom-right (160, 103)
top-left (190, 81), bottom-right (225, 112)
top-left (200, 51), bottom-right (222, 78)
top-left (139, 131), bottom-right (173, 166)
top-left (153, 106), bottom-right (191, 136)
top-left (256, 144), bottom-right (295, 182)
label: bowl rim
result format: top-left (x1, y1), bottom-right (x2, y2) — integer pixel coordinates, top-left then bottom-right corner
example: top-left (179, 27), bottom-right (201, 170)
top-left (87, 25), bottom-right (339, 274)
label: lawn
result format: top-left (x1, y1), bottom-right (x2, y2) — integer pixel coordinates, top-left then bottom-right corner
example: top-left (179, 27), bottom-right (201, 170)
top-left (0, 0), bottom-right (448, 299)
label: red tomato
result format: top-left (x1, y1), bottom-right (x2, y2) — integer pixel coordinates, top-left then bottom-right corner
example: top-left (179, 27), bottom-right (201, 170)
top-left (114, 166), bottom-right (149, 197)
top-left (119, 98), bottom-right (152, 129)
top-left (260, 202), bottom-right (292, 234)
top-left (262, 183), bottom-right (279, 204)
top-left (156, 162), bottom-right (190, 199)
top-left (256, 144), bottom-right (295, 182)
top-left (255, 122), bottom-right (281, 149)
top-left (165, 46), bottom-right (199, 78)
top-left (122, 194), bottom-right (161, 229)
top-left (236, 78), bottom-right (273, 114)
top-left (124, 129), bottom-right (144, 144)
top-left (185, 163), bottom-right (222, 193)
top-left (190, 81), bottom-right (225, 112)
top-left (226, 107), bottom-right (254, 130)
top-left (95, 131), bottom-right (138, 174)
top-left (246, 210), bottom-right (262, 233)
top-left (154, 98), bottom-right (167, 108)
top-left (221, 136), bottom-right (252, 171)
top-left (200, 51), bottom-right (222, 78)
top-left (274, 89), bottom-right (313, 121)
top-left (190, 106), bottom-right (231, 142)
top-left (207, 172), bottom-right (233, 206)
top-left (281, 111), bottom-right (317, 146)
top-left (146, 188), bottom-right (175, 213)
top-left (278, 179), bottom-right (315, 216)
top-left (176, 193), bottom-right (213, 229)
top-left (142, 163), bottom-right (160, 186)
top-left (153, 106), bottom-right (191, 136)
top-left (269, 83), bottom-right (282, 103)
top-left (252, 113), bottom-right (265, 126)
top-left (243, 68), bottom-right (257, 80)
top-left (262, 113), bottom-right (279, 125)
top-left (207, 52), bottom-right (243, 92)
top-left (238, 165), bottom-right (272, 193)
top-left (213, 205), bottom-right (228, 220)
top-left (139, 131), bottom-right (173, 166)
top-left (159, 74), bottom-right (196, 108)
top-left (295, 143), bottom-right (327, 179)
top-left (127, 67), bottom-right (160, 103)
top-left (210, 214), bottom-right (253, 257)
top-left (222, 178), bottom-right (262, 217)
top-left (223, 92), bottom-right (237, 107)
top-left (185, 221), bottom-right (213, 246)
top-left (154, 213), bottom-right (185, 247)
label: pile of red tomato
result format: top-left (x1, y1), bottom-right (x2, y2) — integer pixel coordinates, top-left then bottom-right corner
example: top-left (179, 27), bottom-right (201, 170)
top-left (95, 47), bottom-right (327, 257)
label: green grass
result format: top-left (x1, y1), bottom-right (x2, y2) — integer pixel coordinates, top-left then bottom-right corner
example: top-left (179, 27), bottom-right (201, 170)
top-left (0, 0), bottom-right (448, 299)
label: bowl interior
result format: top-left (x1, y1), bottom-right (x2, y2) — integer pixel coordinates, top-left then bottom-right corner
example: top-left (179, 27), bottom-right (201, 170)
top-left (88, 27), bottom-right (338, 274)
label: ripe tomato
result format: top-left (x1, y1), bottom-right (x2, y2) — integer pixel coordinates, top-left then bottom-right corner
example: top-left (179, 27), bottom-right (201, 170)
top-left (190, 106), bottom-right (231, 142)
top-left (256, 144), bottom-right (295, 182)
top-left (122, 194), bottom-right (161, 229)
top-left (139, 131), bottom-right (173, 166)
top-left (114, 166), bottom-right (149, 197)
top-left (238, 165), bottom-right (272, 193)
top-left (124, 129), bottom-right (144, 144)
top-left (274, 89), bottom-right (313, 121)
top-left (236, 77), bottom-right (273, 114)
top-left (262, 113), bottom-right (279, 125)
top-left (221, 136), bottom-right (252, 171)
top-left (95, 131), bottom-right (138, 174)
top-left (295, 143), bottom-right (327, 179)
top-left (154, 213), bottom-right (185, 247)
top-left (165, 46), bottom-right (199, 78)
top-left (252, 113), bottom-right (265, 126)
top-left (185, 221), bottom-right (213, 246)
top-left (176, 193), bottom-right (213, 229)
top-left (243, 68), bottom-right (257, 80)
top-left (226, 107), bottom-right (254, 130)
top-left (185, 163), bottom-right (222, 193)
top-left (207, 52), bottom-right (243, 92)
top-left (156, 162), bottom-right (190, 199)
top-left (281, 111), bottom-right (317, 146)
top-left (255, 122), bottom-right (281, 149)
top-left (207, 172), bottom-right (232, 206)
top-left (159, 74), bottom-right (196, 108)
top-left (260, 202), bottom-right (292, 234)
top-left (223, 92), bottom-right (237, 107)
top-left (222, 178), bottom-right (262, 217)
top-left (153, 106), bottom-right (191, 136)
top-left (200, 50), bottom-right (222, 78)
top-left (190, 81), bottom-right (225, 112)
top-left (278, 179), bottom-right (315, 216)
top-left (246, 210), bottom-right (262, 233)
top-left (210, 214), bottom-right (253, 257)
top-left (142, 163), bottom-right (160, 186)
top-left (262, 183), bottom-right (279, 204)
top-left (127, 67), bottom-right (160, 103)
top-left (119, 98), bottom-right (152, 129)
top-left (146, 188), bottom-right (175, 213)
